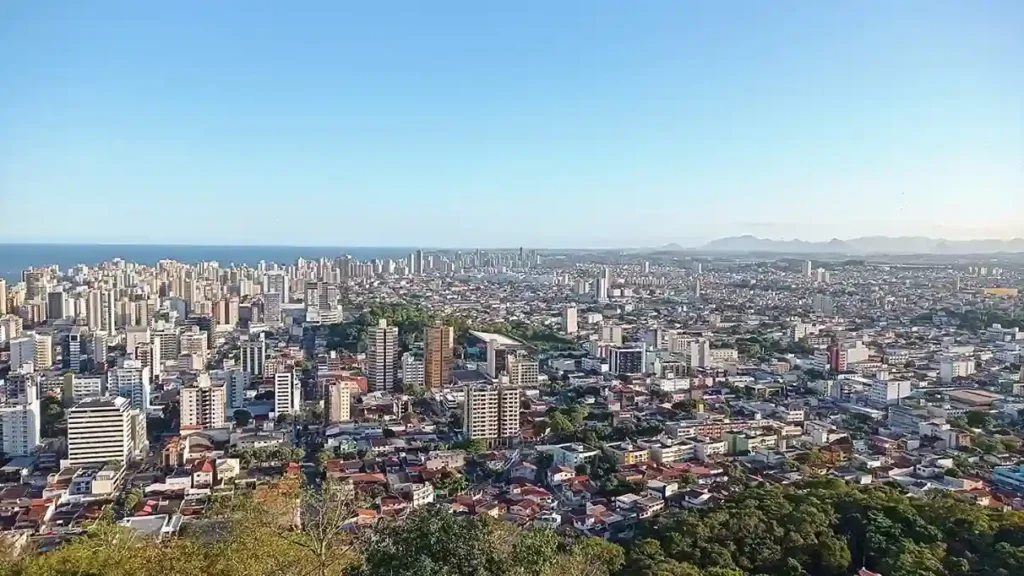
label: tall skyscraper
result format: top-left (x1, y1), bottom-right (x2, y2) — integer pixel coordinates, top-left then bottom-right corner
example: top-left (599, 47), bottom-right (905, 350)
top-left (423, 323), bottom-right (453, 389)
top-left (0, 278), bottom-right (7, 315)
top-left (64, 327), bottom-right (85, 374)
top-left (10, 335), bottom-right (35, 371)
top-left (33, 333), bottom-right (52, 370)
top-left (226, 369), bottom-right (249, 412)
top-left (803, 260), bottom-right (814, 277)
top-left (595, 267), bottom-right (610, 302)
top-left (46, 290), bottom-right (67, 321)
top-left (263, 271), bottom-right (289, 303)
top-left (86, 289), bottom-right (103, 331)
top-left (367, 319), bottom-right (399, 392)
top-left (263, 292), bottom-right (282, 326)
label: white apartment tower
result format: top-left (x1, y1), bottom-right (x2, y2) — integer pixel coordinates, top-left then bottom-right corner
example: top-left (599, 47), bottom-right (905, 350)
top-left (273, 371), bottom-right (301, 417)
top-left (563, 305), bottom-right (578, 335)
top-left (109, 359), bottom-right (151, 412)
top-left (367, 319), bottom-right (398, 392)
top-left (0, 381), bottom-right (40, 456)
top-left (324, 380), bottom-right (353, 423)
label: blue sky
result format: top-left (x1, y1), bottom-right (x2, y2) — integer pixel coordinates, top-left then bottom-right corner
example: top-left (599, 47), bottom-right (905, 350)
top-left (1, 1), bottom-right (1021, 248)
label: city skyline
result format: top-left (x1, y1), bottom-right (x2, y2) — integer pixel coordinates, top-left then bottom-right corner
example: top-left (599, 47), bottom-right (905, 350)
top-left (2, 2), bottom-right (1022, 246)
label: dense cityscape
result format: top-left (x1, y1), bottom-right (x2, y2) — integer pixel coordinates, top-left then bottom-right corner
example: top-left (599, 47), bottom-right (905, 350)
top-left (0, 247), bottom-right (1022, 575)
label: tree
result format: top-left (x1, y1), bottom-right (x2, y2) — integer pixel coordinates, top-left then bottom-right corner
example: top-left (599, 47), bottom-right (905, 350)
top-left (232, 409), bottom-right (252, 427)
top-left (433, 473), bottom-right (469, 496)
top-left (965, 410), bottom-right (993, 429)
top-left (39, 396), bottom-right (65, 438)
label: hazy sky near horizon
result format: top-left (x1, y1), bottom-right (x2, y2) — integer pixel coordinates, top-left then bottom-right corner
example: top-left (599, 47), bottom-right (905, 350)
top-left (1, 1), bottom-right (1022, 248)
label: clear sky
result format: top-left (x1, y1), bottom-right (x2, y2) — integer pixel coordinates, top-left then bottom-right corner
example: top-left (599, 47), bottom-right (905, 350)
top-left (1, 1), bottom-right (1021, 248)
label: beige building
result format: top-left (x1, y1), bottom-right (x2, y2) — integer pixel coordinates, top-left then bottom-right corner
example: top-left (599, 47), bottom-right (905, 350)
top-left (324, 380), bottom-right (354, 423)
top-left (464, 384), bottom-right (521, 445)
top-left (33, 333), bottom-right (52, 370)
top-left (423, 323), bottom-right (453, 389)
top-left (180, 374), bottom-right (227, 430)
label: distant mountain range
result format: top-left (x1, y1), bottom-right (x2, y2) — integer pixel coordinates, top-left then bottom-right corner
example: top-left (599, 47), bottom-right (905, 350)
top-left (698, 235), bottom-right (1024, 255)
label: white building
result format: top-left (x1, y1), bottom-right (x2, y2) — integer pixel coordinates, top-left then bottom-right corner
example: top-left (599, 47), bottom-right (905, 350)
top-left (563, 305), bottom-right (578, 335)
top-left (273, 371), bottom-right (301, 417)
top-left (226, 369), bottom-right (249, 412)
top-left (367, 319), bottom-right (398, 392)
top-left (0, 381), bottom-right (40, 456)
top-left (401, 353), bottom-right (424, 387)
top-left (108, 359), bottom-right (151, 412)
top-left (869, 379), bottom-right (913, 408)
top-left (939, 357), bottom-right (976, 383)
top-left (813, 294), bottom-right (836, 316)
top-left (66, 396), bottom-right (136, 466)
top-left (464, 384), bottom-right (521, 444)
top-left (9, 335), bottom-right (35, 372)
top-left (324, 380), bottom-right (353, 423)
top-left (63, 374), bottom-right (107, 406)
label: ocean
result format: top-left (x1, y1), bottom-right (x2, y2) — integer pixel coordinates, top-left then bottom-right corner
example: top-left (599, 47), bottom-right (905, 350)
top-left (0, 244), bottom-right (419, 282)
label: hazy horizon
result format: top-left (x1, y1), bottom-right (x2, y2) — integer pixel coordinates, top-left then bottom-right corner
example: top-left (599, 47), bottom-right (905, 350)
top-left (2, 2), bottom-right (1021, 247)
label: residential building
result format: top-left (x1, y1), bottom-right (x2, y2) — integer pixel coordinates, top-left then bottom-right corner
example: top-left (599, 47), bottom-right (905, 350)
top-left (33, 333), bottom-right (53, 370)
top-left (180, 374), bottom-right (227, 430)
top-left (609, 346), bottom-right (645, 376)
top-left (423, 323), bottom-right (454, 389)
top-left (9, 335), bottom-right (35, 372)
top-left (552, 443), bottom-right (600, 469)
top-left (939, 356), bottom-right (976, 383)
top-left (108, 359), bottom-right (151, 412)
top-left (869, 379), bottom-right (913, 408)
top-left (226, 369), bottom-right (249, 412)
top-left (63, 374), bottom-right (107, 407)
top-left (367, 319), bottom-right (398, 392)
top-left (401, 353), bottom-right (424, 387)
top-left (603, 441), bottom-right (649, 466)
top-left (0, 381), bottom-right (40, 456)
top-left (464, 383), bottom-right (521, 445)
top-left (63, 327), bottom-right (86, 373)
top-left (563, 305), bottom-right (578, 335)
top-left (273, 371), bottom-right (301, 417)
top-left (506, 353), bottom-right (539, 387)
top-left (324, 380), bottom-right (353, 423)
top-left (240, 334), bottom-right (267, 377)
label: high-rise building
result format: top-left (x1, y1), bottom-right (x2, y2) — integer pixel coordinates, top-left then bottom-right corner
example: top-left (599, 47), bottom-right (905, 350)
top-left (324, 380), bottom-right (353, 423)
top-left (464, 384), bottom-right (521, 445)
top-left (563, 305), bottom-right (578, 335)
top-left (66, 396), bottom-right (137, 466)
top-left (86, 289), bottom-right (103, 331)
top-left (263, 291), bottom-right (282, 326)
top-left (0, 278), bottom-right (6, 315)
top-left (180, 374), bottom-right (227, 430)
top-left (45, 290), bottom-right (67, 321)
top-left (0, 381), bottom-right (40, 456)
top-left (33, 333), bottom-right (52, 370)
top-left (179, 330), bottom-right (208, 364)
top-left (62, 374), bottom-right (107, 407)
top-left (803, 260), bottom-right (814, 277)
top-left (135, 339), bottom-right (162, 377)
top-left (367, 319), bottom-right (398, 392)
top-left (100, 289), bottom-right (115, 333)
top-left (506, 353), bottom-right (539, 387)
top-left (92, 331), bottom-right (109, 368)
top-left (401, 353), bottom-right (425, 387)
top-left (423, 323), bottom-right (453, 389)
top-left (63, 327), bottom-right (86, 373)
top-left (226, 369), bottom-right (249, 412)
top-left (109, 359), bottom-right (151, 412)
top-left (240, 334), bottom-right (266, 377)
top-left (9, 335), bottom-right (35, 372)
top-left (609, 345), bottom-right (646, 376)
top-left (263, 271), bottom-right (289, 303)
top-left (485, 339), bottom-right (510, 380)
top-left (273, 371), bottom-right (301, 416)
top-left (1, 314), bottom-right (23, 343)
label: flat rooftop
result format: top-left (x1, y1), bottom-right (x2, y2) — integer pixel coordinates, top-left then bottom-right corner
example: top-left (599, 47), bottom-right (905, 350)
top-left (468, 331), bottom-right (523, 347)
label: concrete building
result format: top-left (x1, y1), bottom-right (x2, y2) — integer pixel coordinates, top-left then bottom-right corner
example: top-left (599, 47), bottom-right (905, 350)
top-left (367, 319), bottom-right (398, 392)
top-left (63, 374), bottom-right (107, 407)
top-left (179, 331), bottom-right (208, 364)
top-left (33, 333), bottom-right (53, 371)
top-left (108, 359), bottom-right (151, 412)
top-left (610, 346), bottom-right (646, 376)
top-left (401, 353), bottom-right (424, 387)
top-left (86, 289), bottom-right (103, 331)
top-left (64, 327), bottom-right (86, 373)
top-left (563, 305), bottom-right (578, 335)
top-left (0, 279), bottom-right (5, 316)
top-left (9, 335), bottom-right (35, 372)
top-left (226, 369), bottom-right (249, 412)
top-left (263, 292), bottom-right (282, 326)
top-left (240, 334), bottom-right (266, 377)
top-left (273, 371), bottom-right (301, 417)
top-left (324, 380), bottom-right (353, 423)
top-left (506, 354), bottom-right (539, 387)
top-left (940, 357), bottom-right (976, 383)
top-left (180, 374), bottom-right (227, 430)
top-left (1, 314), bottom-right (23, 343)
top-left (66, 397), bottom-right (136, 466)
top-left (423, 323), bottom-right (453, 389)
top-left (869, 379), bottom-right (913, 408)
top-left (0, 381), bottom-right (40, 457)
top-left (125, 327), bottom-right (151, 354)
top-left (464, 383), bottom-right (521, 445)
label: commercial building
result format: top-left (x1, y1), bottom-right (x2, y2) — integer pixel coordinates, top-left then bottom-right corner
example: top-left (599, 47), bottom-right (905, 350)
top-left (401, 353), bottom-right (424, 387)
top-left (939, 357), bottom-right (976, 383)
top-left (869, 379), bottom-right (913, 408)
top-left (367, 319), bottom-right (398, 392)
top-left (464, 384), bottom-right (521, 445)
top-left (180, 374), bottom-right (227, 430)
top-left (63, 327), bottom-right (86, 373)
top-left (609, 346), bottom-right (645, 376)
top-left (66, 397), bottom-right (137, 466)
top-left (423, 323), bottom-right (454, 389)
top-left (240, 334), bottom-right (267, 377)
